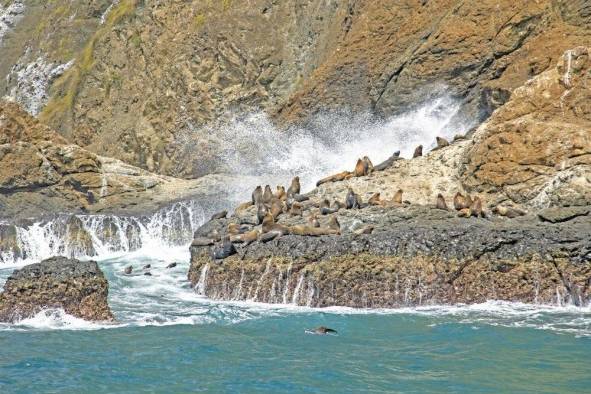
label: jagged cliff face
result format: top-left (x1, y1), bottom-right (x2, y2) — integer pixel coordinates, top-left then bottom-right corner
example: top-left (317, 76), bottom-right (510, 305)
top-left (1, 0), bottom-right (589, 179)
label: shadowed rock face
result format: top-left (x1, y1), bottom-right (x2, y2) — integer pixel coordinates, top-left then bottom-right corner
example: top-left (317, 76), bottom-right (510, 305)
top-left (0, 256), bottom-right (114, 322)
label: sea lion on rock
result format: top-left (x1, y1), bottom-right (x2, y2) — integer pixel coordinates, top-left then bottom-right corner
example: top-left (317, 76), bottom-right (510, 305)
top-left (275, 186), bottom-right (287, 201)
top-left (287, 176), bottom-right (301, 197)
top-left (252, 186), bottom-right (263, 205)
top-left (263, 185), bottom-right (273, 204)
top-left (465, 194), bottom-right (474, 209)
top-left (368, 193), bottom-right (382, 206)
top-left (362, 156), bottom-right (374, 175)
top-left (453, 192), bottom-right (468, 211)
top-left (289, 225), bottom-right (339, 236)
top-left (333, 200), bottom-right (346, 210)
top-left (470, 197), bottom-right (483, 218)
top-left (256, 203), bottom-right (268, 225)
top-left (458, 208), bottom-right (471, 218)
top-left (436, 194), bottom-right (448, 210)
top-left (435, 137), bottom-right (449, 149)
top-left (328, 216), bottom-right (341, 233)
top-left (192, 237), bottom-right (216, 247)
top-left (290, 202), bottom-right (303, 217)
top-left (212, 237), bottom-right (237, 259)
top-left (320, 199), bottom-right (338, 215)
top-left (316, 171), bottom-right (352, 187)
top-left (346, 187), bottom-right (361, 209)
top-left (354, 225), bottom-right (374, 235)
top-left (270, 199), bottom-right (283, 220)
top-left (413, 145), bottom-right (423, 158)
top-left (354, 158), bottom-right (366, 177)
top-left (308, 214), bottom-right (321, 228)
top-left (230, 229), bottom-right (260, 245)
top-left (492, 205), bottom-right (527, 218)
top-left (210, 210), bottom-right (227, 220)
top-left (228, 223), bottom-right (249, 235)
top-left (374, 151), bottom-right (401, 171)
top-left (306, 326), bottom-right (337, 335)
top-left (262, 213), bottom-right (290, 237)
top-left (124, 266), bottom-right (133, 275)
top-left (392, 189), bottom-right (403, 205)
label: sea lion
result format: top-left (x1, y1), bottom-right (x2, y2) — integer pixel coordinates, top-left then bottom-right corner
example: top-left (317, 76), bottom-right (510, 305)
top-left (166, 263), bottom-right (177, 269)
top-left (124, 266), bottom-right (133, 275)
top-left (436, 194), bottom-right (448, 210)
top-left (228, 223), bottom-right (247, 235)
top-left (256, 203), bottom-right (268, 225)
top-left (458, 208), bottom-right (471, 218)
top-left (413, 145), bottom-right (423, 158)
top-left (212, 237), bottom-right (237, 259)
top-left (235, 201), bottom-right (253, 216)
top-left (210, 210), bottom-right (227, 220)
top-left (263, 185), bottom-right (273, 204)
top-left (328, 216), bottom-right (341, 233)
top-left (252, 186), bottom-right (263, 205)
top-left (453, 134), bottom-right (467, 142)
top-left (287, 176), bottom-right (301, 197)
top-left (306, 326), bottom-right (337, 335)
top-left (270, 199), bottom-right (283, 219)
top-left (354, 225), bottom-right (374, 235)
top-left (374, 151), bottom-right (401, 171)
top-left (346, 187), bottom-right (361, 209)
top-left (492, 205), bottom-right (527, 218)
top-left (289, 202), bottom-right (303, 217)
top-left (293, 194), bottom-right (310, 202)
top-left (320, 198), bottom-right (338, 215)
top-left (144, 272), bottom-right (152, 276)
top-left (363, 156), bottom-right (374, 174)
top-left (290, 225), bottom-right (338, 236)
top-left (275, 186), bottom-right (287, 201)
top-left (465, 194), bottom-right (474, 209)
top-left (191, 237), bottom-right (216, 247)
top-left (333, 200), bottom-right (346, 210)
top-left (262, 213), bottom-right (290, 236)
top-left (435, 137), bottom-right (449, 149)
top-left (354, 158), bottom-right (366, 177)
top-left (453, 192), bottom-right (468, 211)
top-left (368, 192), bottom-right (382, 206)
top-left (308, 214), bottom-right (321, 228)
top-left (143, 264), bottom-right (151, 270)
top-left (316, 171), bottom-right (352, 187)
top-left (230, 229), bottom-right (260, 245)
top-left (470, 197), bottom-right (483, 218)
top-left (392, 189), bottom-right (403, 205)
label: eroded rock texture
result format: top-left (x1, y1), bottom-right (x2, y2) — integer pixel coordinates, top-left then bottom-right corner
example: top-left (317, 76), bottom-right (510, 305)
top-left (0, 256), bottom-right (114, 322)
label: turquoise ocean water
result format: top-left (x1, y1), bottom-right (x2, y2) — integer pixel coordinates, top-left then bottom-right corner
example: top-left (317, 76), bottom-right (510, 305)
top-left (1, 251), bottom-right (590, 393)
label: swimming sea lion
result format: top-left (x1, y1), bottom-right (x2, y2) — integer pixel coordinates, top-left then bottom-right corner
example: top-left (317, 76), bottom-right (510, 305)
top-left (210, 210), bottom-right (227, 220)
top-left (392, 189), bottom-right (403, 205)
top-left (275, 186), bottom-right (287, 201)
top-left (166, 263), bottom-right (177, 269)
top-left (144, 272), bottom-right (152, 276)
top-left (453, 192), bottom-right (468, 211)
top-left (252, 186), bottom-right (263, 205)
top-left (368, 192), bottom-right (382, 206)
top-left (436, 194), bottom-right (448, 210)
top-left (413, 145), bottom-right (423, 158)
top-left (263, 185), bottom-right (273, 204)
top-left (373, 151), bottom-right (401, 171)
top-left (287, 176), bottom-right (301, 197)
top-left (316, 171), bottom-right (352, 187)
top-left (346, 187), bottom-right (361, 209)
top-left (306, 326), bottom-right (337, 335)
top-left (435, 137), bottom-right (449, 149)
top-left (124, 266), bottom-right (132, 275)
top-left (143, 264), bottom-right (151, 270)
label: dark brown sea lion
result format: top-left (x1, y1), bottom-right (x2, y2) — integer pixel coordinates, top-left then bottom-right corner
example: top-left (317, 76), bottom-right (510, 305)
top-left (436, 194), bottom-right (448, 210)
top-left (212, 237), bottom-right (237, 259)
top-left (435, 137), bottom-right (449, 149)
top-left (413, 145), bottom-right (423, 158)
top-left (166, 263), bottom-right (177, 269)
top-left (124, 266), bottom-right (133, 275)
top-left (306, 326), bottom-right (337, 335)
top-left (252, 186), bottom-right (263, 205)
top-left (316, 171), bottom-right (352, 187)
top-left (346, 187), bottom-right (361, 209)
top-left (210, 210), bottom-right (227, 220)
top-left (143, 264), bottom-right (151, 270)
top-left (287, 176), bottom-right (301, 197)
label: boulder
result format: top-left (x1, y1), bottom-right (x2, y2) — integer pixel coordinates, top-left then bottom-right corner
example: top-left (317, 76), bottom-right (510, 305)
top-left (0, 256), bottom-right (114, 322)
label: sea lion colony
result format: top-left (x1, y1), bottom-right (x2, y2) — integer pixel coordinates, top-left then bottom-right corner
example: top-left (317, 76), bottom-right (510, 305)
top-left (195, 135), bottom-right (529, 261)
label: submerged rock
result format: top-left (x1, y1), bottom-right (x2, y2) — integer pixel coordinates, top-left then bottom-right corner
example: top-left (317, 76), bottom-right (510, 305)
top-left (0, 256), bottom-right (114, 323)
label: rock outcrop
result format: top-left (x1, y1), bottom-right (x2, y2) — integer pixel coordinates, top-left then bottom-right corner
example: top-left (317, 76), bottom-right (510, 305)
top-left (0, 256), bottom-right (114, 322)
top-left (2, 0), bottom-right (589, 178)
top-left (0, 100), bottom-right (250, 219)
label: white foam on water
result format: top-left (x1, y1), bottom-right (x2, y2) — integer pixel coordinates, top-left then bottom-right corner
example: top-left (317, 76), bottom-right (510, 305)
top-left (0, 309), bottom-right (117, 331)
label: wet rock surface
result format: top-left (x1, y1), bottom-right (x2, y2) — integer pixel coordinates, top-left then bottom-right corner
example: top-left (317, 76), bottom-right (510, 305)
top-left (0, 256), bottom-right (114, 322)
